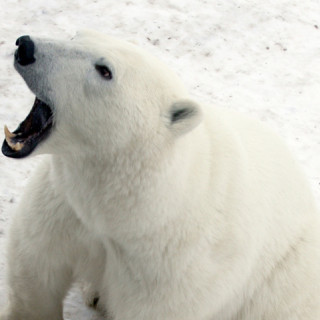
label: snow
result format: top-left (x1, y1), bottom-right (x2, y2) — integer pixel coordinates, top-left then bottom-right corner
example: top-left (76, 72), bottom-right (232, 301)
top-left (0, 0), bottom-right (319, 318)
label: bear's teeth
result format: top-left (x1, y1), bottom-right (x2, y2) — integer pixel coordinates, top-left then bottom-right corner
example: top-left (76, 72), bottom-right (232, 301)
top-left (4, 125), bottom-right (24, 151)
top-left (6, 139), bottom-right (24, 151)
top-left (4, 125), bottom-right (16, 139)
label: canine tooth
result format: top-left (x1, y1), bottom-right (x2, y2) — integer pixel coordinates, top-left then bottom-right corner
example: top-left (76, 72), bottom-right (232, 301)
top-left (4, 125), bottom-right (16, 139)
top-left (4, 126), bottom-right (24, 151)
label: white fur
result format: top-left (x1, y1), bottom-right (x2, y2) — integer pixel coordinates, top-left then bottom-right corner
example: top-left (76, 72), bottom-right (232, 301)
top-left (1, 31), bottom-right (320, 320)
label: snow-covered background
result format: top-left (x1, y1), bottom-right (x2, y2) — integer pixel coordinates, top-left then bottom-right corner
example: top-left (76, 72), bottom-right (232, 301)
top-left (0, 0), bottom-right (319, 318)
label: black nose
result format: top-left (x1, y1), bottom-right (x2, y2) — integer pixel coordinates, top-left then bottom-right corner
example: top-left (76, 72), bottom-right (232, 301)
top-left (15, 35), bottom-right (36, 66)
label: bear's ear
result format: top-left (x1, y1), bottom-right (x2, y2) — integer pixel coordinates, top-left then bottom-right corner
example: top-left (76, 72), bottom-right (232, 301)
top-left (167, 99), bottom-right (202, 136)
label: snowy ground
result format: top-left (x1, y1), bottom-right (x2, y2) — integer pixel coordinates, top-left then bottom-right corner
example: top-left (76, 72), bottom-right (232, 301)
top-left (0, 0), bottom-right (319, 319)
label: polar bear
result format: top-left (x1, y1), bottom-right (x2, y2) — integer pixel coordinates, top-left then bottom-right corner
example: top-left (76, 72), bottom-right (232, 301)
top-left (1, 31), bottom-right (320, 320)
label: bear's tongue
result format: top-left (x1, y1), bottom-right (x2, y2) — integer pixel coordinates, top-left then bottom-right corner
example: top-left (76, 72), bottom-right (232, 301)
top-left (2, 97), bottom-right (53, 159)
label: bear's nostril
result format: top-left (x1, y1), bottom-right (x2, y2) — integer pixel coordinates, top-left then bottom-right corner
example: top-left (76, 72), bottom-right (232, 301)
top-left (15, 35), bottom-right (36, 66)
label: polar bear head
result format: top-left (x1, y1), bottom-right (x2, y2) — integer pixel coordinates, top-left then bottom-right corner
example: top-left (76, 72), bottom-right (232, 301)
top-left (2, 31), bottom-right (202, 159)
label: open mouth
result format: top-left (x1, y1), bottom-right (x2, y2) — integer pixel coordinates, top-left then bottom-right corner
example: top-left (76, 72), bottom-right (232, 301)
top-left (2, 97), bottom-right (53, 158)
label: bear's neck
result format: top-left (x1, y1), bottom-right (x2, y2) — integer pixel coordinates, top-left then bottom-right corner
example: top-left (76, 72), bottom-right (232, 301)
top-left (50, 137), bottom-right (199, 242)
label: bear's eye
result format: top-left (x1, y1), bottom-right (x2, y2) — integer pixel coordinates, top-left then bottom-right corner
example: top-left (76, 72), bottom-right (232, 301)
top-left (95, 64), bottom-right (113, 80)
